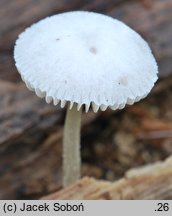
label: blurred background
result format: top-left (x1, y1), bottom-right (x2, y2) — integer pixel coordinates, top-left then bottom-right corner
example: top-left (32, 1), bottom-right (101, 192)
top-left (0, 0), bottom-right (172, 199)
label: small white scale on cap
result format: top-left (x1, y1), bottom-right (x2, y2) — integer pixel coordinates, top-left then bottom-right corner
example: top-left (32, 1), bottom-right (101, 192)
top-left (14, 11), bottom-right (158, 112)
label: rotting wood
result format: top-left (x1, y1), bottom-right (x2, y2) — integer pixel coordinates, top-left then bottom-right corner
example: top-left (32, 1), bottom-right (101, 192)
top-left (42, 156), bottom-right (172, 200)
top-left (0, 0), bottom-right (172, 200)
top-left (0, 81), bottom-right (100, 199)
top-left (0, 76), bottom-right (171, 199)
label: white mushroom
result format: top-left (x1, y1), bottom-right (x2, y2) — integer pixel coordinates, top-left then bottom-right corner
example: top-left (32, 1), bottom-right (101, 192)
top-left (14, 11), bottom-right (158, 187)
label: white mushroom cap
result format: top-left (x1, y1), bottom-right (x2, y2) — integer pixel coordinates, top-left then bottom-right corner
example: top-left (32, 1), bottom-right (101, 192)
top-left (14, 11), bottom-right (158, 112)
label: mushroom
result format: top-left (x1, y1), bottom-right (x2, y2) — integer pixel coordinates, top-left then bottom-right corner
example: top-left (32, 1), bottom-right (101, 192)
top-left (14, 11), bottom-right (158, 187)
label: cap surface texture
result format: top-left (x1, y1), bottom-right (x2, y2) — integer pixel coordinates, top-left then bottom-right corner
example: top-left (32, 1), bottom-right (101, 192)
top-left (14, 11), bottom-right (158, 112)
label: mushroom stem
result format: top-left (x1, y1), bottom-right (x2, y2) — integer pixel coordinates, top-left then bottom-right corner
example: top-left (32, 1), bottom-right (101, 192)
top-left (63, 103), bottom-right (82, 187)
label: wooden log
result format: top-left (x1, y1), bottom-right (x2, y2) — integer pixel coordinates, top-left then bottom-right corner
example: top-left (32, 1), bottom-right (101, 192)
top-left (0, 76), bottom-right (171, 199)
top-left (0, 0), bottom-right (172, 199)
top-left (0, 81), bottom-right (62, 145)
top-left (0, 81), bottom-right (99, 199)
top-left (0, 81), bottom-right (63, 199)
top-left (42, 156), bottom-right (172, 200)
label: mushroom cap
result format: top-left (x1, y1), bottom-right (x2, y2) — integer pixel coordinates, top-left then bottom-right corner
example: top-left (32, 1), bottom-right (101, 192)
top-left (14, 11), bottom-right (158, 112)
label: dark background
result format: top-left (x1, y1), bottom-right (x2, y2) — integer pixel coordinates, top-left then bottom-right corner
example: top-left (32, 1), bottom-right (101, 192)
top-left (0, 0), bottom-right (172, 199)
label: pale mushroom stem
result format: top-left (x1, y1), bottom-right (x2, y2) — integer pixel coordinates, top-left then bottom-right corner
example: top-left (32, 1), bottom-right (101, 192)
top-left (63, 103), bottom-right (82, 187)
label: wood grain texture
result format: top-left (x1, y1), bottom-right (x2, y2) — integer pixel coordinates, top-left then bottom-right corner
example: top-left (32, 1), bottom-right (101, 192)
top-left (42, 156), bottom-right (172, 200)
top-left (0, 0), bottom-right (172, 199)
top-left (0, 81), bottom-right (98, 199)
top-left (0, 81), bottom-right (62, 145)
top-left (0, 81), bottom-right (63, 199)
